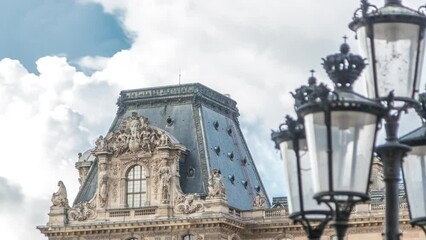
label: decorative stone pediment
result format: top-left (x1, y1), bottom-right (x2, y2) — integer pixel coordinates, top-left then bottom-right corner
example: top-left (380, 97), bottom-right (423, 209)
top-left (95, 112), bottom-right (172, 156)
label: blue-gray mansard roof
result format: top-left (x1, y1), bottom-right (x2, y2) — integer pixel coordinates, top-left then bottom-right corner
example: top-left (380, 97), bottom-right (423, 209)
top-left (74, 83), bottom-right (270, 210)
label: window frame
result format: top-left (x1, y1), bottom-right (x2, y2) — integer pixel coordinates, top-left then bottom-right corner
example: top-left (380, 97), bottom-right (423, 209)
top-left (126, 165), bottom-right (147, 208)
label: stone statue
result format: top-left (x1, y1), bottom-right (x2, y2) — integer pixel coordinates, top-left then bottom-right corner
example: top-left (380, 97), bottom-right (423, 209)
top-left (253, 193), bottom-right (266, 208)
top-left (95, 135), bottom-right (108, 151)
top-left (207, 169), bottom-right (226, 199)
top-left (159, 161), bottom-right (171, 203)
top-left (158, 131), bottom-right (169, 146)
top-left (51, 181), bottom-right (69, 208)
top-left (99, 175), bottom-right (108, 208)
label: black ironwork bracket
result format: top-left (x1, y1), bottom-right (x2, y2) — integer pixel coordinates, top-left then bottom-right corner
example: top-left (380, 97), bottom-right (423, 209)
top-left (353, 0), bottom-right (378, 21)
top-left (290, 211), bottom-right (333, 240)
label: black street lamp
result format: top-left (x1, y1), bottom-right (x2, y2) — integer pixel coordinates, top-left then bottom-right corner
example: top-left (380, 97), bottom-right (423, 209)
top-left (293, 42), bottom-right (384, 240)
top-left (349, 0), bottom-right (426, 102)
top-left (273, 1), bottom-right (426, 239)
top-left (349, 0), bottom-right (426, 239)
top-left (272, 93), bottom-right (332, 240)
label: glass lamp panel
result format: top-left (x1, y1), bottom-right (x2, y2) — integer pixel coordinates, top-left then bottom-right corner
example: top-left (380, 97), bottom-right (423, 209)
top-left (280, 139), bottom-right (326, 215)
top-left (403, 146), bottom-right (426, 220)
top-left (358, 23), bottom-right (422, 99)
top-left (357, 26), bottom-right (376, 98)
top-left (304, 113), bottom-right (329, 194)
top-left (330, 111), bottom-right (377, 194)
top-left (280, 140), bottom-right (301, 214)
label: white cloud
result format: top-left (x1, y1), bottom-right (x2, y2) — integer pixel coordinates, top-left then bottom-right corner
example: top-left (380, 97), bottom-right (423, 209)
top-left (0, 56), bottom-right (121, 239)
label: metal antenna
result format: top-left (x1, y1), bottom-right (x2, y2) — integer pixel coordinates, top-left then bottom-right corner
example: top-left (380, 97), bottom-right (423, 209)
top-left (179, 69), bottom-right (181, 85)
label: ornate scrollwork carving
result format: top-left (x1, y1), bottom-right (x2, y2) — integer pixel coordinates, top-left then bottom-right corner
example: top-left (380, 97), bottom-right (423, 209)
top-left (253, 192), bottom-right (266, 209)
top-left (95, 112), bottom-right (173, 156)
top-left (68, 201), bottom-right (96, 221)
top-left (174, 194), bottom-right (204, 214)
top-left (51, 181), bottom-right (69, 208)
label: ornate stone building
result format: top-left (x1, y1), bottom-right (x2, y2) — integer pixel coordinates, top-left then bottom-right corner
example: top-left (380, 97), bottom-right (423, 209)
top-left (38, 83), bottom-right (424, 240)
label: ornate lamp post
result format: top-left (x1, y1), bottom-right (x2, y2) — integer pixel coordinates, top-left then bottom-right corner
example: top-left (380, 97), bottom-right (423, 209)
top-left (349, 0), bottom-right (426, 238)
top-left (273, 1), bottom-right (426, 239)
top-left (272, 78), bottom-right (332, 240)
top-left (293, 42), bottom-right (384, 240)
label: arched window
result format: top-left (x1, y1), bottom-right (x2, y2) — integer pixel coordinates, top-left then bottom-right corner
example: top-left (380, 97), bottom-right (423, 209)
top-left (183, 234), bottom-right (195, 240)
top-left (126, 165), bottom-right (147, 208)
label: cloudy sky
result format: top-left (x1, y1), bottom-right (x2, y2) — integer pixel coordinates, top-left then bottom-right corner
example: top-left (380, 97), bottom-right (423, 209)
top-left (1, 0), bottom-right (425, 239)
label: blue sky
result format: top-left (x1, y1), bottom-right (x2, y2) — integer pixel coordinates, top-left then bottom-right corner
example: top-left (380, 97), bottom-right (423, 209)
top-left (1, 0), bottom-right (425, 239)
top-left (0, 0), bottom-right (130, 73)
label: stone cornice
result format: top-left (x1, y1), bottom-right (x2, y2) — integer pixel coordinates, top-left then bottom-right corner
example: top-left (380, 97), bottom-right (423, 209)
top-left (38, 215), bottom-right (244, 237)
top-left (117, 83), bottom-right (238, 115)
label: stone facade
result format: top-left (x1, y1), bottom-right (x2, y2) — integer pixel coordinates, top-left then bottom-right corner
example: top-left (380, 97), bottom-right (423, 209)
top-left (37, 84), bottom-right (425, 240)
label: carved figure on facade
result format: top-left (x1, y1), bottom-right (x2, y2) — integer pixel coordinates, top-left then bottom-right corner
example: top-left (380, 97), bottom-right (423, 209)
top-left (174, 193), bottom-right (204, 214)
top-left (95, 135), bottom-right (108, 152)
top-left (68, 201), bottom-right (96, 221)
top-left (207, 169), bottom-right (226, 199)
top-left (159, 160), bottom-right (172, 203)
top-left (158, 131), bottom-right (170, 146)
top-left (99, 175), bottom-right (108, 208)
top-left (253, 192), bottom-right (266, 209)
top-left (98, 112), bottom-right (172, 156)
top-left (51, 181), bottom-right (69, 208)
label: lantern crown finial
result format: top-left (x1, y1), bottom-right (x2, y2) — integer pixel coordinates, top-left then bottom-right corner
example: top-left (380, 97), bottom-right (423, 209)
top-left (291, 71), bottom-right (331, 109)
top-left (308, 69), bottom-right (317, 86)
top-left (322, 40), bottom-right (366, 89)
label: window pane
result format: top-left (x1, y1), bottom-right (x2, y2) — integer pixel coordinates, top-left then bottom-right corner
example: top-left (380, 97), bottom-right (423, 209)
top-left (128, 168), bottom-right (134, 179)
top-left (141, 180), bottom-right (147, 192)
top-left (127, 165), bottom-right (147, 208)
top-left (141, 193), bottom-right (146, 204)
top-left (128, 182), bottom-right (134, 193)
top-left (134, 181), bottom-right (141, 192)
top-left (127, 195), bottom-right (133, 206)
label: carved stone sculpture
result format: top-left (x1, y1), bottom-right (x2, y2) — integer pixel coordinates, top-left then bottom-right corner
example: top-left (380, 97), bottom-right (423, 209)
top-left (207, 169), bottom-right (226, 199)
top-left (99, 175), bottom-right (108, 208)
top-left (159, 162), bottom-right (171, 203)
top-left (174, 194), bottom-right (204, 214)
top-left (95, 135), bottom-right (108, 152)
top-left (158, 132), bottom-right (170, 146)
top-left (97, 112), bottom-right (172, 156)
top-left (68, 202), bottom-right (96, 221)
top-left (51, 181), bottom-right (69, 208)
top-left (253, 192), bottom-right (266, 209)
